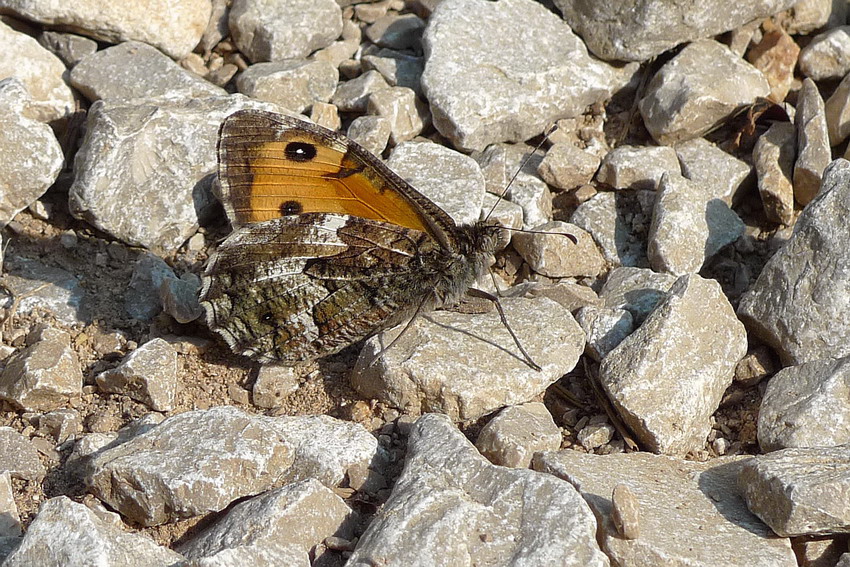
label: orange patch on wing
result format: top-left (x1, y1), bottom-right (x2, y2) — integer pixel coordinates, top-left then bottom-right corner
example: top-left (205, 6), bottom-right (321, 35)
top-left (241, 138), bottom-right (432, 234)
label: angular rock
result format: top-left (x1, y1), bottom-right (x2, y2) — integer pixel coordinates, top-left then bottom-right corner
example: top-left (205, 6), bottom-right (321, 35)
top-left (577, 420), bottom-right (616, 450)
top-left (639, 39), bottom-right (771, 145)
top-left (758, 356), bottom-right (850, 451)
top-left (0, 471), bottom-right (20, 537)
top-left (366, 86), bottom-right (425, 145)
top-left (537, 142), bottom-right (600, 191)
top-left (0, 0), bottom-right (210, 59)
top-left (825, 70), bottom-right (850, 145)
top-left (571, 190), bottom-right (652, 268)
top-left (86, 406), bottom-right (376, 525)
top-left (475, 402), bottom-right (562, 468)
top-left (0, 427), bottom-right (45, 481)
top-left (507, 171), bottom-right (553, 229)
top-left (595, 145), bottom-right (680, 191)
top-left (746, 24), bottom-right (799, 104)
top-left (124, 252), bottom-right (176, 321)
top-left (351, 296), bottom-right (585, 422)
top-left (236, 59), bottom-right (338, 114)
top-left (799, 26), bottom-right (850, 81)
top-left (365, 13), bottom-right (425, 50)
top-left (780, 0), bottom-right (845, 35)
top-left (739, 445), bottom-right (850, 537)
top-left (70, 41), bottom-right (225, 103)
top-left (347, 413), bottom-right (609, 566)
top-left (675, 137), bottom-right (753, 205)
top-left (178, 479), bottom-right (357, 565)
top-left (0, 79), bottom-right (64, 227)
top-left (0, 257), bottom-right (88, 326)
top-left (252, 365), bottom-right (299, 409)
top-left (346, 115), bottom-right (391, 156)
top-left (362, 49), bottom-right (424, 96)
top-left (738, 159), bottom-right (850, 365)
top-left (38, 31), bottom-right (98, 68)
top-left (599, 267), bottom-right (677, 327)
top-left (331, 69), bottom-right (390, 112)
top-left (38, 408), bottom-right (83, 444)
top-left (229, 0), bottom-right (343, 62)
top-left (526, 280), bottom-right (602, 314)
top-left (553, 0), bottom-right (797, 61)
top-left (794, 78), bottom-right (831, 205)
top-left (421, 0), bottom-right (635, 151)
top-left (69, 95), bottom-right (280, 252)
top-left (0, 21), bottom-right (75, 122)
top-left (598, 274), bottom-right (748, 455)
top-left (480, 193), bottom-right (523, 251)
top-left (575, 305), bottom-right (634, 362)
top-left (0, 326), bottom-right (82, 412)
top-left (309, 101), bottom-right (340, 130)
top-left (159, 272), bottom-right (203, 323)
top-left (753, 121), bottom-right (796, 225)
top-left (647, 173), bottom-right (744, 275)
top-left (95, 338), bottom-right (179, 412)
top-left (534, 451), bottom-right (796, 566)
top-left (1, 497), bottom-right (183, 567)
top-left (386, 140), bottom-right (484, 225)
top-left (513, 221), bottom-right (604, 278)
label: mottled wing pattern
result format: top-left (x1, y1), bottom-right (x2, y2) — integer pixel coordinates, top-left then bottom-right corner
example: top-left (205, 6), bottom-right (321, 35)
top-left (200, 212), bottom-right (441, 363)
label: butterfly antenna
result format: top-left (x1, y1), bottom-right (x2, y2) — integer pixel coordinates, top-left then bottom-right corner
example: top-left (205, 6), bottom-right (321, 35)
top-left (467, 288), bottom-right (541, 371)
top-left (483, 122), bottom-right (560, 222)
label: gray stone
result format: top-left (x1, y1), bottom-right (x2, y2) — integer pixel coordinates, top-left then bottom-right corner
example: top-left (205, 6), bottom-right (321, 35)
top-left (346, 115), bottom-right (391, 156)
top-left (747, 26), bottom-right (798, 104)
top-left (311, 37), bottom-right (359, 69)
top-left (309, 101), bottom-right (340, 131)
top-left (781, 0), bottom-right (846, 35)
top-left (758, 356), bottom-right (850, 452)
top-left (475, 402), bottom-right (562, 468)
top-left (348, 413), bottom-right (609, 566)
top-left (513, 221), bottom-right (604, 278)
top-left (0, 79), bottom-right (64, 227)
top-left (362, 49), bottom-right (424, 95)
top-left (534, 451), bottom-right (796, 566)
top-left (675, 137), bottom-right (753, 205)
top-left (799, 26), bottom-right (850, 81)
top-left (0, 427), bottom-right (45, 481)
top-left (0, 326), bottom-right (82, 413)
top-left (577, 421), bottom-right (616, 450)
top-left (38, 408), bottom-right (83, 444)
top-left (575, 305), bottom-right (634, 362)
top-left (421, 0), bottom-right (636, 151)
top-left (365, 13), bottom-right (425, 50)
top-left (0, 22), bottom-right (75, 122)
top-left (639, 39), bottom-right (771, 145)
top-left (37, 31), bottom-right (98, 67)
top-left (826, 70), bottom-right (850, 145)
top-left (366, 86), bottom-right (426, 145)
top-left (479, 193), bottom-right (523, 251)
top-left (95, 338), bottom-right (179, 412)
top-left (236, 59), bottom-right (338, 114)
top-left (386, 140), bottom-right (484, 225)
top-left (526, 281), bottom-right (602, 314)
top-left (537, 142), bottom-right (601, 191)
top-left (69, 95), bottom-right (280, 252)
top-left (159, 272), bottom-right (203, 324)
top-left (0, 471), bottom-right (20, 537)
top-left (178, 479), bottom-right (356, 565)
top-left (598, 274), bottom-right (747, 455)
top-left (739, 445), bottom-right (850, 537)
top-left (553, 0), bottom-right (797, 61)
top-left (124, 252), bottom-right (177, 321)
top-left (647, 173), bottom-right (744, 275)
top-left (595, 145), bottom-right (680, 191)
top-left (0, 0), bottom-right (210, 59)
top-left (598, 266), bottom-right (678, 325)
top-left (571, 190), bottom-right (652, 268)
top-left (331, 70), bottom-right (390, 112)
top-left (252, 365), bottom-right (299, 409)
top-left (795, 78), bottom-right (831, 206)
top-left (70, 41), bottom-right (225, 103)
top-left (351, 296), bottom-right (586, 422)
top-left (0, 257), bottom-right (88, 326)
top-left (508, 171), bottom-right (554, 230)
top-left (86, 406), bottom-right (376, 526)
top-left (1, 496), bottom-right (184, 567)
top-left (753, 121), bottom-right (796, 225)
top-left (738, 159), bottom-right (850, 365)
top-left (611, 483), bottom-right (640, 540)
top-left (229, 0), bottom-right (342, 62)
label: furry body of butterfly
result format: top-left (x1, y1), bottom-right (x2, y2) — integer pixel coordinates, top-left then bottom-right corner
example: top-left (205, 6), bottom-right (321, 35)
top-left (200, 109), bottom-right (503, 364)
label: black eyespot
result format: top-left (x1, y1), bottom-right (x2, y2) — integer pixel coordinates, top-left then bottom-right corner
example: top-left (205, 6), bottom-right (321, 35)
top-left (280, 200), bottom-right (303, 215)
top-left (285, 141), bottom-right (317, 162)
top-left (261, 312), bottom-right (274, 323)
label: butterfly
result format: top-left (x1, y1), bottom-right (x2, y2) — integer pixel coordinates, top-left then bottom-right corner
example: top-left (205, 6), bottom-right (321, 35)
top-left (199, 109), bottom-right (541, 368)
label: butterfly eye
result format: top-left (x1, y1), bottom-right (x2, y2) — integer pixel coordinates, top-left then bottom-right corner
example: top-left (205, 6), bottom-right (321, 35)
top-left (285, 141), bottom-right (317, 162)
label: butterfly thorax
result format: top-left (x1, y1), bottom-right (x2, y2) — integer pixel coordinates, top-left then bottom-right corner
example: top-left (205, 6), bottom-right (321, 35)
top-left (424, 221), bottom-right (500, 308)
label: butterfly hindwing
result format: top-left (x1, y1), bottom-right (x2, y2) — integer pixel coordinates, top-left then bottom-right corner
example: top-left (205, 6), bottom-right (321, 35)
top-left (201, 212), bottom-right (443, 363)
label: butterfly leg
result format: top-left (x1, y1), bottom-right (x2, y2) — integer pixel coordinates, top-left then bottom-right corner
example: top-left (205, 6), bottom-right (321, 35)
top-left (366, 290), bottom-right (435, 368)
top-left (466, 288), bottom-right (542, 372)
